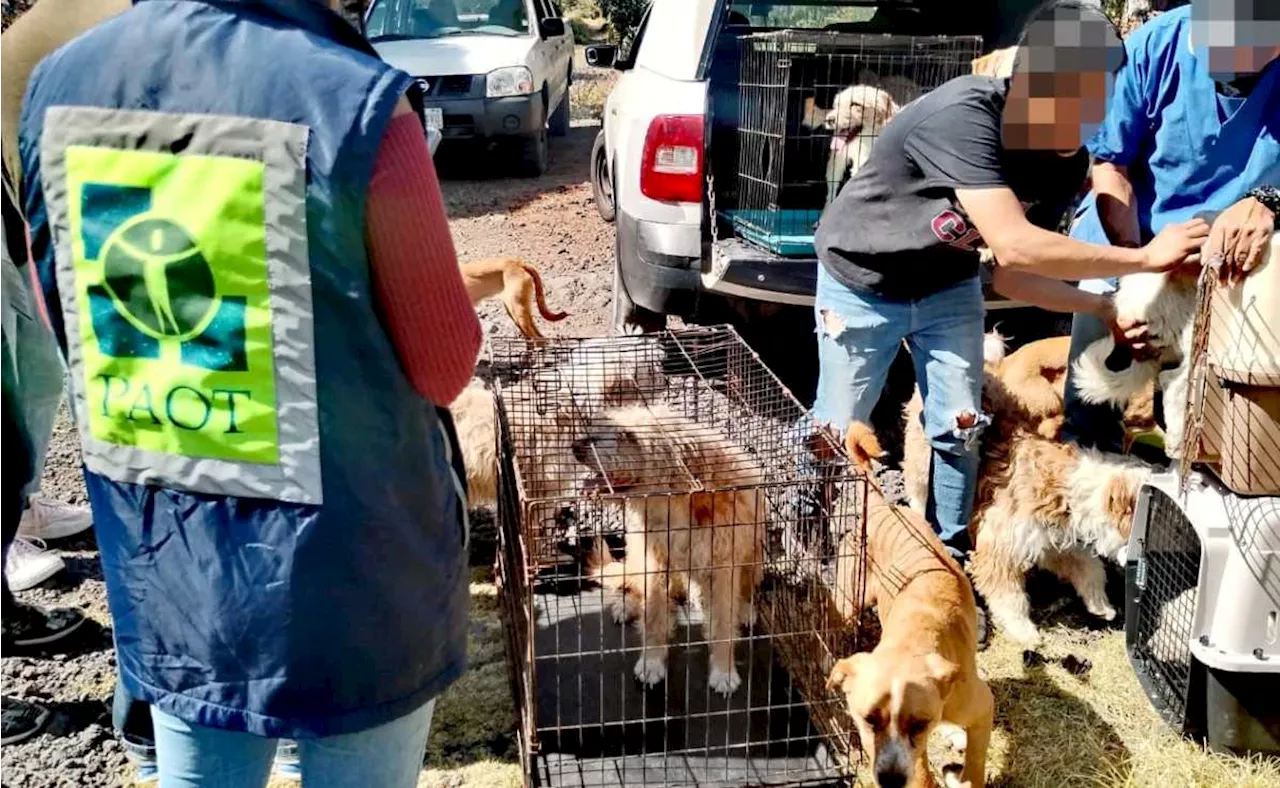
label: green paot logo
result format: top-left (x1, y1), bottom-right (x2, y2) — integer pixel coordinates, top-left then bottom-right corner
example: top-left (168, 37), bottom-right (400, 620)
top-left (102, 216), bottom-right (219, 342)
top-left (67, 146), bottom-right (280, 465)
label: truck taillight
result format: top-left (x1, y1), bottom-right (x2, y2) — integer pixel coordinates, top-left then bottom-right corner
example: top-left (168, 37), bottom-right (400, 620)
top-left (640, 115), bottom-right (704, 203)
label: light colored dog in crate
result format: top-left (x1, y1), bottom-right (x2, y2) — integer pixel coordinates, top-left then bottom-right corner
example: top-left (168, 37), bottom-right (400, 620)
top-left (573, 403), bottom-right (767, 696)
top-left (803, 84), bottom-right (901, 206)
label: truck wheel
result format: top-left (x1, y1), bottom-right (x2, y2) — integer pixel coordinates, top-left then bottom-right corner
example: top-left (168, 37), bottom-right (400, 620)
top-left (591, 134), bottom-right (616, 222)
top-left (518, 127), bottom-right (549, 177)
top-left (548, 86), bottom-right (571, 137)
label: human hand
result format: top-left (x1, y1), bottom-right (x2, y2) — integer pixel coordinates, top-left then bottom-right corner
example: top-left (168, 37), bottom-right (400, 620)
top-left (1205, 197), bottom-right (1275, 281)
top-left (1096, 295), bottom-right (1160, 362)
top-left (1140, 218), bottom-right (1210, 273)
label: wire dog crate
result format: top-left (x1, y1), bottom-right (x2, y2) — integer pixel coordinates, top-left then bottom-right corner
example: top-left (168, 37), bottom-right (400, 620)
top-left (491, 326), bottom-right (871, 787)
top-left (726, 31), bottom-right (981, 256)
top-left (1125, 471), bottom-right (1280, 755)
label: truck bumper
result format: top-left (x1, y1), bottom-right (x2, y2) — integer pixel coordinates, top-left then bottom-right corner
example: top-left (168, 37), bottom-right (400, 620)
top-left (429, 93), bottom-right (543, 141)
top-left (616, 211), bottom-right (701, 316)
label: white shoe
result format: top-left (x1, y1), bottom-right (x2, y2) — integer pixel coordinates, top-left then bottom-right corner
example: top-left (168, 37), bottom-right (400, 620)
top-left (19, 496), bottom-right (93, 541)
top-left (5, 537), bottom-right (65, 592)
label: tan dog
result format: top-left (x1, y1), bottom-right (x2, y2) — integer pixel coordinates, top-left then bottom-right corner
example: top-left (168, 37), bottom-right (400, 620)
top-left (830, 423), bottom-right (992, 788)
top-left (802, 84), bottom-right (900, 205)
top-left (460, 256), bottom-right (568, 338)
top-left (571, 404), bottom-right (766, 696)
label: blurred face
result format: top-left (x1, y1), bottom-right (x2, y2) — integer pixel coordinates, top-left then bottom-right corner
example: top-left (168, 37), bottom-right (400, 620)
top-left (1192, 0), bottom-right (1280, 81)
top-left (1003, 9), bottom-right (1123, 154)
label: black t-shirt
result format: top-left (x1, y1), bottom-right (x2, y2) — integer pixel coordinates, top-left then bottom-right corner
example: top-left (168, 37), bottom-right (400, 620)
top-left (815, 75), bottom-right (1089, 301)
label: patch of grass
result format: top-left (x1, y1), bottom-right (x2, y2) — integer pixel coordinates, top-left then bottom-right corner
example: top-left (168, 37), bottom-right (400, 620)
top-left (419, 760), bottom-right (523, 788)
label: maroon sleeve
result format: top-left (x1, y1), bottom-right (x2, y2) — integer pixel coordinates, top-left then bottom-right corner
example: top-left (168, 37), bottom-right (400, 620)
top-left (365, 112), bottom-right (482, 407)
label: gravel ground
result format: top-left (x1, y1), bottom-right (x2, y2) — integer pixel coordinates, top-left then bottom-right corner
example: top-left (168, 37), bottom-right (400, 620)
top-left (2, 55), bottom-right (622, 787)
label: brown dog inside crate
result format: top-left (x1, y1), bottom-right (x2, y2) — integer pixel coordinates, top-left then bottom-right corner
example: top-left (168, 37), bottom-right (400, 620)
top-left (571, 403), bottom-right (768, 697)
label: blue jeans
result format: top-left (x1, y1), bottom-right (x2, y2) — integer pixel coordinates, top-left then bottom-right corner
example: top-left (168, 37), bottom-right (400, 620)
top-left (1062, 278), bottom-right (1127, 453)
top-left (813, 266), bottom-right (985, 553)
top-left (149, 699), bottom-right (436, 788)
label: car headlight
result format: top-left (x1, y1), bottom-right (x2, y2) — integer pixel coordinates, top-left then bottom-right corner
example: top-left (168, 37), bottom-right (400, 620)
top-left (486, 66), bottom-right (535, 98)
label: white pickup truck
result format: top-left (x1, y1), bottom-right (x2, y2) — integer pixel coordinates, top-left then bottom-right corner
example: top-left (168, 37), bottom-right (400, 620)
top-left (586, 0), bottom-right (1058, 337)
top-left (366, 0), bottom-right (575, 176)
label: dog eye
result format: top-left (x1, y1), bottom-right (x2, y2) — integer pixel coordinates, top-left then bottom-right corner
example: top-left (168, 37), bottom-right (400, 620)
top-left (864, 712), bottom-right (885, 731)
top-left (907, 720), bottom-right (930, 738)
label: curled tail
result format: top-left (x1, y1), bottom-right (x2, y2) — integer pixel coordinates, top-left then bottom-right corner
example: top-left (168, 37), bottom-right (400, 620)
top-left (1070, 336), bottom-right (1157, 408)
top-left (844, 421), bottom-right (887, 472)
top-left (522, 263), bottom-right (569, 323)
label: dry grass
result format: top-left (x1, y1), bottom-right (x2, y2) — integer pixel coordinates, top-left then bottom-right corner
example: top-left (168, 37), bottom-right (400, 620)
top-left (414, 567), bottom-right (1279, 788)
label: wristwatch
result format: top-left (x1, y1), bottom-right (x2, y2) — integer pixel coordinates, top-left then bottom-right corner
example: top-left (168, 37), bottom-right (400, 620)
top-left (1248, 185), bottom-right (1280, 216)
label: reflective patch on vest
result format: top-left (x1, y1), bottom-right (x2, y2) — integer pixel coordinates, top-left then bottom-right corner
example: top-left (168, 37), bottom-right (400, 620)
top-left (40, 107), bottom-right (321, 505)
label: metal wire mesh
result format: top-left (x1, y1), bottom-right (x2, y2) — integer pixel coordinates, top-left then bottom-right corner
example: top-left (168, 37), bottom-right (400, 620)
top-left (491, 326), bottom-right (871, 787)
top-left (729, 30), bottom-right (981, 256)
top-left (1131, 487), bottom-right (1203, 727)
top-left (1224, 495), bottom-right (1280, 610)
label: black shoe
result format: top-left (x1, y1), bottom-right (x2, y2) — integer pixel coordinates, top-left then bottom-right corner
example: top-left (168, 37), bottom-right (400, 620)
top-left (2, 601), bottom-right (85, 648)
top-left (1, 697), bottom-right (51, 745)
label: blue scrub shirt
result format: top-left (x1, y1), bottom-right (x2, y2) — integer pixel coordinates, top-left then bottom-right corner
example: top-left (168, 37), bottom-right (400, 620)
top-left (1069, 5), bottom-right (1280, 291)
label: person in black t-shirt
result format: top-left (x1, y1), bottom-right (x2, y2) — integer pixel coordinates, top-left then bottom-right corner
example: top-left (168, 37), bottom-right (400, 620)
top-left (812, 0), bottom-right (1209, 558)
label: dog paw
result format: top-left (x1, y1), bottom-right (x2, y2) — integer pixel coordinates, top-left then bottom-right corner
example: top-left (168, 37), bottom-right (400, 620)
top-left (708, 665), bottom-right (742, 696)
top-left (608, 595), bottom-right (637, 625)
top-left (1089, 603), bottom-right (1118, 622)
top-left (738, 601), bottom-right (758, 629)
top-left (1005, 621), bottom-right (1043, 648)
top-left (634, 655), bottom-right (667, 687)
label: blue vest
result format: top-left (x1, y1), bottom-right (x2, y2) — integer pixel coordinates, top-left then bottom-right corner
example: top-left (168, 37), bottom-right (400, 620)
top-left (19, 0), bottom-right (469, 738)
top-left (1071, 7), bottom-right (1280, 250)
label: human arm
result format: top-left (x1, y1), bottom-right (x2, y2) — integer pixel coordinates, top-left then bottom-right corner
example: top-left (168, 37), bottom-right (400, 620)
top-left (365, 98), bottom-right (482, 407)
top-left (955, 186), bottom-right (1208, 280)
top-left (991, 266), bottom-right (1158, 358)
top-left (1090, 162), bottom-right (1143, 248)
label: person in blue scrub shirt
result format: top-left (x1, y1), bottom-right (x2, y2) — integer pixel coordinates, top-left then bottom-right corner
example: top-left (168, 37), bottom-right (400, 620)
top-left (1061, 0), bottom-right (1279, 452)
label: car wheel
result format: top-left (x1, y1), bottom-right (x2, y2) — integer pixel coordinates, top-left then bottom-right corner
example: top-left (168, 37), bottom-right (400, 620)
top-left (591, 133), bottom-right (616, 222)
top-left (518, 126), bottom-right (549, 177)
top-left (612, 233), bottom-right (665, 334)
top-left (548, 84), bottom-right (571, 137)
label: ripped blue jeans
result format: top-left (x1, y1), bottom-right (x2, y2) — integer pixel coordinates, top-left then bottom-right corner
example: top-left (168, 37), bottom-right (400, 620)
top-left (813, 265), bottom-right (986, 554)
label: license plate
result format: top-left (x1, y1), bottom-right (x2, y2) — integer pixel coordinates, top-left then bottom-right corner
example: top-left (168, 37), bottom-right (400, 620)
top-left (424, 108), bottom-right (444, 132)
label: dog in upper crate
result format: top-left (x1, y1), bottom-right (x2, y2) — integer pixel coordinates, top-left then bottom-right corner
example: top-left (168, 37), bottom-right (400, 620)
top-left (572, 403), bottom-right (766, 696)
top-left (461, 256), bottom-right (569, 339)
top-left (803, 84), bottom-right (900, 206)
top-left (830, 422), bottom-right (992, 788)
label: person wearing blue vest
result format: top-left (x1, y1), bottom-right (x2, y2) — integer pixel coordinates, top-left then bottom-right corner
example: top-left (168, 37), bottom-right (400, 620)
top-left (1062, 0), bottom-right (1279, 451)
top-left (18, 0), bottom-right (482, 784)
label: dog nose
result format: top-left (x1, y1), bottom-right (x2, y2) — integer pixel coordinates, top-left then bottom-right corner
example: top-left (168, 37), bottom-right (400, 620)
top-left (875, 770), bottom-right (907, 788)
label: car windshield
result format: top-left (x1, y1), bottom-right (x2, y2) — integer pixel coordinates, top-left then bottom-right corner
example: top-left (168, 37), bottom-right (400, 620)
top-left (366, 0), bottom-right (532, 41)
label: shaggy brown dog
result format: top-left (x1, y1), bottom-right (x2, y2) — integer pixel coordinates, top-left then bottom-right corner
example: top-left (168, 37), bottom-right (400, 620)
top-left (572, 404), bottom-right (766, 696)
top-left (461, 256), bottom-right (568, 338)
top-left (830, 423), bottom-right (992, 788)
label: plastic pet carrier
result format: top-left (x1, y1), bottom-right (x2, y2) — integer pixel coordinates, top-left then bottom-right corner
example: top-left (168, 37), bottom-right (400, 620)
top-left (490, 326), bottom-right (873, 787)
top-left (725, 30), bottom-right (981, 257)
top-left (1124, 470), bottom-right (1280, 754)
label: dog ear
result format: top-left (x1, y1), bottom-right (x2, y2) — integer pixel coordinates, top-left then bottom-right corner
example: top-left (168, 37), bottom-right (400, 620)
top-left (844, 422), bottom-right (886, 471)
top-left (1104, 474), bottom-right (1138, 530)
top-left (826, 655), bottom-right (864, 692)
top-left (924, 653), bottom-right (960, 699)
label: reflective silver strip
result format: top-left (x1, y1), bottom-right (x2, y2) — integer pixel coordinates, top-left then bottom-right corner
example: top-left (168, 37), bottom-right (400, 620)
top-left (39, 106), bottom-right (322, 504)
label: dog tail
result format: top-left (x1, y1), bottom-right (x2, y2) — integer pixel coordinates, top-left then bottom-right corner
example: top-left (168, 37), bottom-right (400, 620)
top-left (844, 421), bottom-right (887, 472)
top-left (983, 329), bottom-right (1007, 367)
top-left (521, 262), bottom-right (569, 323)
top-left (1070, 336), bottom-right (1155, 407)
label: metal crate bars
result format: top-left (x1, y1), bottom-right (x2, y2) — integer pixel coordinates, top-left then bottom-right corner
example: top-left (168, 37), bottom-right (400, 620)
top-left (729, 30), bottom-right (981, 256)
top-left (491, 326), bottom-right (871, 787)
top-left (1129, 486), bottom-right (1202, 729)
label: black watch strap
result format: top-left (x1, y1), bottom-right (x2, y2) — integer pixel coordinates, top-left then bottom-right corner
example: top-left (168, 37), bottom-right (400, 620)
top-left (1249, 185), bottom-right (1280, 215)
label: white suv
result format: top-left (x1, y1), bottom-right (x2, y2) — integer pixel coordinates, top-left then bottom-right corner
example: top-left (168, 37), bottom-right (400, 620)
top-left (367, 0), bottom-right (575, 176)
top-left (588, 0), bottom-right (1049, 333)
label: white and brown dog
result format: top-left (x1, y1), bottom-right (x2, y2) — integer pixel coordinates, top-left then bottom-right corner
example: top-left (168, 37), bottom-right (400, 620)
top-left (572, 404), bottom-right (766, 696)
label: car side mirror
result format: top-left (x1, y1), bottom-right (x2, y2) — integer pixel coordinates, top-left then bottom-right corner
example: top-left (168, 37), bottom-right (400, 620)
top-left (585, 44), bottom-right (617, 68)
top-left (539, 17), bottom-right (566, 38)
